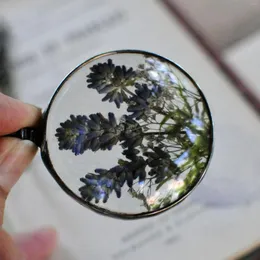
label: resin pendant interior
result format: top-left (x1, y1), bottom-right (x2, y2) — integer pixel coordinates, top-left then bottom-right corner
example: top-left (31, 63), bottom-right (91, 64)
top-left (42, 50), bottom-right (213, 219)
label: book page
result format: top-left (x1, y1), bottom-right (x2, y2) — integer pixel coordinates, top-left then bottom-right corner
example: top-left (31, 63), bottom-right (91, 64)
top-left (1, 1), bottom-right (260, 259)
top-left (225, 30), bottom-right (260, 100)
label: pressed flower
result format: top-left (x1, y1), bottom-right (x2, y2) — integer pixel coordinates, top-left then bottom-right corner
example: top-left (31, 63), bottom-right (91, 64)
top-left (55, 115), bottom-right (89, 155)
top-left (127, 83), bottom-right (163, 120)
top-left (84, 112), bottom-right (123, 151)
top-left (120, 116), bottom-right (144, 149)
top-left (56, 112), bottom-right (126, 154)
top-left (129, 156), bottom-right (147, 182)
top-left (122, 148), bottom-right (140, 160)
top-left (79, 151), bottom-right (148, 204)
top-left (79, 165), bottom-right (130, 203)
top-left (144, 147), bottom-right (177, 183)
top-left (86, 59), bottom-right (136, 108)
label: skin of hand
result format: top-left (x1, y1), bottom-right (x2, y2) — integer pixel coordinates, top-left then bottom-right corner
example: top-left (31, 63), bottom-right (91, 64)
top-left (0, 93), bottom-right (58, 259)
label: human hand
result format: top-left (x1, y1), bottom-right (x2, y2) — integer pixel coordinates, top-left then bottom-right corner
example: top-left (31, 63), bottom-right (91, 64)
top-left (0, 93), bottom-right (57, 259)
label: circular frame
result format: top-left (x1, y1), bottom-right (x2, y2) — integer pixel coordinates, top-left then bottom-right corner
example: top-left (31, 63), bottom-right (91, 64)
top-left (40, 49), bottom-right (214, 220)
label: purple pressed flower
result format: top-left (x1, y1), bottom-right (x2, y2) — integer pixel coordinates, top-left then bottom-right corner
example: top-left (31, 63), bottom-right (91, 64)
top-left (86, 59), bottom-right (136, 108)
top-left (56, 112), bottom-right (127, 155)
top-left (79, 165), bottom-right (130, 203)
top-left (55, 115), bottom-right (88, 155)
top-left (127, 83), bottom-right (162, 120)
top-left (144, 146), bottom-right (177, 184)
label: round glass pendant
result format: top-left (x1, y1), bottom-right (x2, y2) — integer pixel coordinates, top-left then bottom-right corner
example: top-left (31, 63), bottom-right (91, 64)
top-left (9, 50), bottom-right (214, 219)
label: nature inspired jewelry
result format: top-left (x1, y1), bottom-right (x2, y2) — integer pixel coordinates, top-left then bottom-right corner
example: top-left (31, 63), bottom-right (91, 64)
top-left (5, 50), bottom-right (214, 220)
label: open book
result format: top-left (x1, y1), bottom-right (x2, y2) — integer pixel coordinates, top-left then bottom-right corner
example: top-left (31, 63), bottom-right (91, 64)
top-left (225, 29), bottom-right (260, 100)
top-left (1, 0), bottom-right (260, 259)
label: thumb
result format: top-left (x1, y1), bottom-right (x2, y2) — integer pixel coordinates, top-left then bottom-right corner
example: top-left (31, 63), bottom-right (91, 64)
top-left (14, 228), bottom-right (57, 260)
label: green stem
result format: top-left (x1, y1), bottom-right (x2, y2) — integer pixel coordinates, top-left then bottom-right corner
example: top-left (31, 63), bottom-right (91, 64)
top-left (184, 88), bottom-right (201, 99)
top-left (143, 131), bottom-right (169, 136)
top-left (124, 87), bottom-right (136, 97)
top-left (151, 106), bottom-right (168, 116)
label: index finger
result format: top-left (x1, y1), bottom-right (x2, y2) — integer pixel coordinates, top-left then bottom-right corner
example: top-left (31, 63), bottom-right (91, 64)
top-left (0, 93), bottom-right (42, 136)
